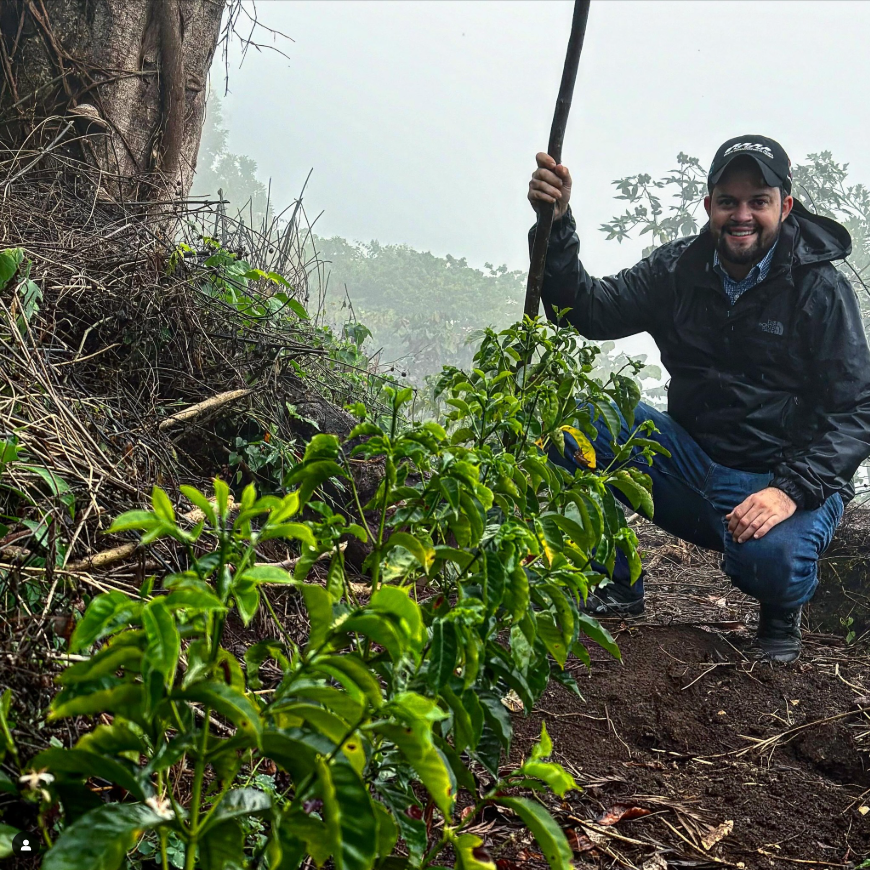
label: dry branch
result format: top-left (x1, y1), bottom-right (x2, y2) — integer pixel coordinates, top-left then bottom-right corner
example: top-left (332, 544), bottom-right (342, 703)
top-left (64, 542), bottom-right (138, 572)
top-left (157, 388), bottom-right (253, 431)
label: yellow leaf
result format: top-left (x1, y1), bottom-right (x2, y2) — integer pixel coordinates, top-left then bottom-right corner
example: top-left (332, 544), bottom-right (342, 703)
top-left (560, 425), bottom-right (596, 469)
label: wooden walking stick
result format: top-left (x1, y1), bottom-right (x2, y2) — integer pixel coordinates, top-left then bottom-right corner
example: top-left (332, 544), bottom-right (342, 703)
top-left (524, 0), bottom-right (591, 319)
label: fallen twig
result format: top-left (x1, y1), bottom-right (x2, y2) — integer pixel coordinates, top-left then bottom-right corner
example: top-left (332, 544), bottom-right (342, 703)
top-left (705, 706), bottom-right (870, 759)
top-left (64, 541), bottom-right (138, 572)
top-left (157, 388), bottom-right (253, 431)
top-left (572, 818), bottom-right (650, 847)
top-left (756, 851), bottom-right (850, 867)
top-left (660, 819), bottom-right (741, 867)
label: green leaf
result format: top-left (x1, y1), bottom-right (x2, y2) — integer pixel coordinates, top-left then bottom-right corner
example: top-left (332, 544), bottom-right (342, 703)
top-left (30, 747), bottom-right (150, 802)
top-left (286, 297), bottom-right (310, 320)
top-left (372, 724), bottom-right (455, 816)
top-left (550, 513), bottom-right (593, 553)
top-left (106, 509), bottom-right (158, 534)
top-left (592, 400), bottom-right (622, 441)
top-left (239, 565), bottom-right (294, 584)
top-left (284, 460), bottom-right (347, 504)
top-left (535, 613), bottom-right (568, 668)
top-left (377, 786), bottom-right (426, 863)
top-left (23, 464), bottom-right (75, 517)
top-left (340, 613), bottom-right (405, 661)
top-left (317, 759), bottom-right (378, 870)
top-left (142, 598), bottom-right (180, 689)
top-left (244, 640), bottom-right (289, 690)
top-left (518, 760), bottom-right (578, 798)
top-left (292, 685), bottom-right (363, 723)
top-left (479, 692), bottom-right (512, 750)
top-left (494, 797), bottom-right (573, 870)
top-left (260, 730), bottom-right (320, 782)
top-left (299, 583), bottom-right (334, 652)
top-left (530, 721), bottom-right (552, 761)
top-left (314, 654), bottom-right (383, 709)
top-left (151, 487), bottom-right (176, 523)
top-left (180, 485), bottom-right (217, 526)
top-left (200, 788), bottom-right (271, 834)
top-left (42, 802), bottom-right (171, 870)
top-left (259, 522), bottom-right (317, 548)
top-left (326, 550), bottom-right (345, 601)
top-left (174, 682), bottom-right (262, 739)
top-left (0, 823), bottom-right (18, 859)
top-left (610, 471), bottom-right (654, 519)
top-left (277, 810), bottom-right (331, 868)
top-left (373, 800), bottom-right (398, 858)
top-left (200, 818), bottom-right (245, 870)
top-left (48, 684), bottom-right (145, 727)
top-left (433, 733), bottom-right (478, 795)
top-left (214, 476), bottom-right (231, 521)
top-left (428, 621), bottom-right (457, 690)
top-left (232, 576), bottom-right (260, 625)
top-left (383, 532), bottom-right (434, 575)
top-left (165, 587), bottom-right (226, 613)
top-left (272, 703), bottom-right (366, 774)
top-left (57, 643), bottom-right (142, 685)
top-left (439, 684), bottom-right (472, 754)
top-left (0, 248), bottom-right (23, 290)
top-left (449, 831), bottom-right (496, 870)
top-left (75, 722), bottom-right (144, 757)
top-left (369, 585), bottom-right (425, 653)
top-left (576, 611), bottom-right (621, 660)
top-left (70, 592), bottom-right (141, 653)
top-left (503, 566), bottom-right (530, 622)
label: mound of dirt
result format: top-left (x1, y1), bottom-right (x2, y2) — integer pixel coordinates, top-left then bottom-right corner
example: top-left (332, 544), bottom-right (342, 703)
top-left (503, 538), bottom-right (870, 868)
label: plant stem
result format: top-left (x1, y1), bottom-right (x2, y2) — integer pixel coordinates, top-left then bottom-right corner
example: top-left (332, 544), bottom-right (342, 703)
top-left (159, 829), bottom-right (170, 870)
top-left (342, 453), bottom-right (374, 541)
top-left (184, 707), bottom-right (212, 870)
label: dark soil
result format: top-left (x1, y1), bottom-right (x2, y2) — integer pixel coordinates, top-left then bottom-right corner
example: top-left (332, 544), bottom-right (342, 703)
top-left (503, 517), bottom-right (870, 869)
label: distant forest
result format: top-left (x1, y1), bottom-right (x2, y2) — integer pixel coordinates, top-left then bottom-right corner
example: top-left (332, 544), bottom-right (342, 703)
top-left (195, 96), bottom-right (870, 389)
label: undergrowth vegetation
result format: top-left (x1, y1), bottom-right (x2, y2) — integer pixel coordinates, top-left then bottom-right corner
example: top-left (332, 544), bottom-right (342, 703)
top-left (1, 280), bottom-right (662, 868)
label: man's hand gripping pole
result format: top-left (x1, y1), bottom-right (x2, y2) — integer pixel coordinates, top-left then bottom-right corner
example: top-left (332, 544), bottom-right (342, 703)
top-left (524, 0), bottom-right (591, 320)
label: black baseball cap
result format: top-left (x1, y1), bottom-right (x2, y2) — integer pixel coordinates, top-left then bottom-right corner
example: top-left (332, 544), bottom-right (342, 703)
top-left (708, 135), bottom-right (793, 194)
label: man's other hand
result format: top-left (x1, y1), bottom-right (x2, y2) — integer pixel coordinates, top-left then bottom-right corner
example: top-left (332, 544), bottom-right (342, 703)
top-left (726, 487), bottom-right (797, 543)
top-left (529, 153), bottom-right (572, 221)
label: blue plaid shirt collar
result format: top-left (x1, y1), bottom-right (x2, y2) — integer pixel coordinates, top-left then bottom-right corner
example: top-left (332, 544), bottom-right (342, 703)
top-left (713, 239), bottom-right (778, 305)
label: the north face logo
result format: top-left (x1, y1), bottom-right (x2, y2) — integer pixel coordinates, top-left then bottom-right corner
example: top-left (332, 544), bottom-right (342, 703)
top-left (759, 320), bottom-right (784, 335)
top-left (724, 142), bottom-right (775, 160)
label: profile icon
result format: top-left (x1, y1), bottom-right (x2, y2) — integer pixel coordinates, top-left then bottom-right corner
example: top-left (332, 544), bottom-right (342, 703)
top-left (12, 831), bottom-right (40, 854)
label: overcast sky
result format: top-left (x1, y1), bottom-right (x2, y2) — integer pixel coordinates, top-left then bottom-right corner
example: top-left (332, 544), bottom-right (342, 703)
top-left (216, 0), bottom-right (870, 362)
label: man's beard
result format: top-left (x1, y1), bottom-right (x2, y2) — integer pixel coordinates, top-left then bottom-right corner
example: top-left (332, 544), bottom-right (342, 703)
top-left (715, 221), bottom-right (781, 267)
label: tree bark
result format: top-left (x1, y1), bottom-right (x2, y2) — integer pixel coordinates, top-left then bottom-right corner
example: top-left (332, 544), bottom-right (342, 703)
top-left (0, 0), bottom-right (224, 200)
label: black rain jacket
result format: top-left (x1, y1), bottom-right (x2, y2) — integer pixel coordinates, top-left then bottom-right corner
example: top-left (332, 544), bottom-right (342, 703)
top-left (533, 205), bottom-right (870, 511)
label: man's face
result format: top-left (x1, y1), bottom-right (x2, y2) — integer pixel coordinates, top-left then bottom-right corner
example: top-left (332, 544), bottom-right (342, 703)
top-left (704, 165), bottom-right (793, 271)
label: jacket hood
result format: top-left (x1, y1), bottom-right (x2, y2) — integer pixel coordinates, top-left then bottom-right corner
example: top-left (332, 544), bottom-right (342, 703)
top-left (789, 198), bottom-right (852, 265)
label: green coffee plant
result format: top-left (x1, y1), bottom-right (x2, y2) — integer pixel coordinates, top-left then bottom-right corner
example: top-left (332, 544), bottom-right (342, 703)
top-left (0, 433), bottom-right (76, 603)
top-left (0, 247), bottom-right (43, 336)
top-left (25, 316), bottom-right (664, 870)
top-left (0, 689), bottom-right (24, 858)
top-left (170, 237), bottom-right (309, 326)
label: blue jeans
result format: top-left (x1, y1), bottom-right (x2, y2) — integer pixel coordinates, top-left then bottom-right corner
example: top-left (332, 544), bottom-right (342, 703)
top-left (550, 402), bottom-right (844, 611)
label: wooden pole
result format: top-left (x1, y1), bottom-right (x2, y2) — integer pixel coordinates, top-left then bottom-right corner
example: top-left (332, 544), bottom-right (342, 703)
top-left (524, 0), bottom-right (591, 320)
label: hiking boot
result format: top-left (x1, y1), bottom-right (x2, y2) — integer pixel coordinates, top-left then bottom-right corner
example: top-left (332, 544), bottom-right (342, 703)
top-left (751, 604), bottom-right (802, 663)
top-left (581, 582), bottom-right (645, 618)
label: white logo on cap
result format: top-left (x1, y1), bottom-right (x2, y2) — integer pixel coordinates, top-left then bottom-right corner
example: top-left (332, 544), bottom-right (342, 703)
top-left (724, 142), bottom-right (774, 160)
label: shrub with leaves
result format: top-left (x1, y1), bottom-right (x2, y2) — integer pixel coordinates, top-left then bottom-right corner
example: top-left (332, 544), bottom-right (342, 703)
top-left (18, 316), bottom-right (663, 870)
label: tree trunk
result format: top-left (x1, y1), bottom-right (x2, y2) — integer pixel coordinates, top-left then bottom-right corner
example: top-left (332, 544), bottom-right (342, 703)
top-left (0, 0), bottom-right (224, 200)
